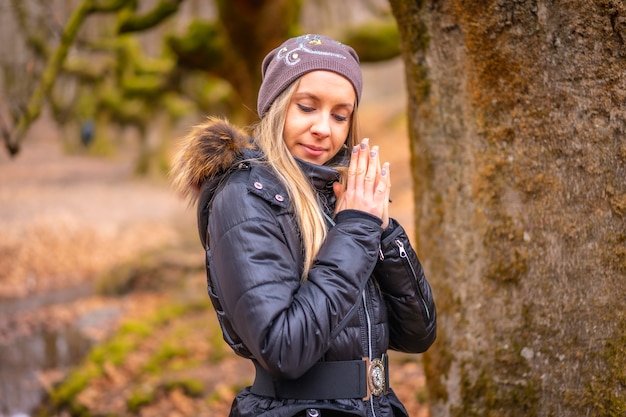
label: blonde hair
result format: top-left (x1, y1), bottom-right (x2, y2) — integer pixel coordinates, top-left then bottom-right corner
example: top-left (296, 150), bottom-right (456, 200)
top-left (252, 79), bottom-right (359, 280)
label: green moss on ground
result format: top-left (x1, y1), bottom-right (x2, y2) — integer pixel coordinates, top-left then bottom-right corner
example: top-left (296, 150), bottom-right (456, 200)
top-left (39, 292), bottom-right (218, 416)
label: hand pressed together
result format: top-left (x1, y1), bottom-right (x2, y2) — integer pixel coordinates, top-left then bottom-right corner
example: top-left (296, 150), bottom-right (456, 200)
top-left (333, 138), bottom-right (391, 229)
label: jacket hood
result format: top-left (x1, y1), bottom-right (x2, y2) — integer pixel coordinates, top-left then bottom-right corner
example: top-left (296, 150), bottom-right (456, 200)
top-left (170, 117), bottom-right (253, 204)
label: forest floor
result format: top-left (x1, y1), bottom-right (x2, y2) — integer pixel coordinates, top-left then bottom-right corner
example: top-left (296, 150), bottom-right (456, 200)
top-left (0, 59), bottom-right (430, 416)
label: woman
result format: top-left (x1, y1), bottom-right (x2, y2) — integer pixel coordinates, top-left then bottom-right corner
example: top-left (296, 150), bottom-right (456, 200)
top-left (171, 34), bottom-right (436, 417)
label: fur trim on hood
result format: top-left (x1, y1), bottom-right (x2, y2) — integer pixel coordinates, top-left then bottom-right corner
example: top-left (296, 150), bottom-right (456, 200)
top-left (170, 117), bottom-right (253, 204)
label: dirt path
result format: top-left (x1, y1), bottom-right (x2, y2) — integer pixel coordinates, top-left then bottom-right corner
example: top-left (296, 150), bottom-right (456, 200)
top-left (0, 129), bottom-right (193, 300)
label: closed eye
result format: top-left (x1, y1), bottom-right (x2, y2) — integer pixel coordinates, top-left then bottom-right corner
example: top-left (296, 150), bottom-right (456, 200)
top-left (297, 104), bottom-right (314, 113)
top-left (333, 114), bottom-right (348, 122)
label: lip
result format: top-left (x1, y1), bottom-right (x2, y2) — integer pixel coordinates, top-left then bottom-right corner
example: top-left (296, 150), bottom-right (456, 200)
top-left (300, 144), bottom-right (326, 157)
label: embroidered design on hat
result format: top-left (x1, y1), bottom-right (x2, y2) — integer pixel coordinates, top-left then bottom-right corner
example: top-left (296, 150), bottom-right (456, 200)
top-left (276, 34), bottom-right (348, 66)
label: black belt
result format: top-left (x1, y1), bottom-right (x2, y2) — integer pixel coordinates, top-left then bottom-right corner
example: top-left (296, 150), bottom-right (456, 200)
top-left (250, 354), bottom-right (389, 401)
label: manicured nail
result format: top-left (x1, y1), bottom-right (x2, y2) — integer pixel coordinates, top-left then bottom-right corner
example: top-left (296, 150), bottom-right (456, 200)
top-left (370, 146), bottom-right (378, 158)
top-left (360, 138), bottom-right (369, 150)
top-left (352, 145), bottom-right (359, 153)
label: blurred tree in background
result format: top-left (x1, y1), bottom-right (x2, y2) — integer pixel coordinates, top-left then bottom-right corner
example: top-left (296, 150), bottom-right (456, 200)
top-left (0, 0), bottom-right (400, 175)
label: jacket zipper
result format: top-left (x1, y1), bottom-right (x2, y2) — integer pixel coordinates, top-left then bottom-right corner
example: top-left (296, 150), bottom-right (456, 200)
top-left (395, 239), bottom-right (431, 320)
top-left (361, 290), bottom-right (378, 417)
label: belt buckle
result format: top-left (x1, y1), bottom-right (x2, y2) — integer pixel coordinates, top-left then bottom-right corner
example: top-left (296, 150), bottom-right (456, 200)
top-left (362, 354), bottom-right (387, 400)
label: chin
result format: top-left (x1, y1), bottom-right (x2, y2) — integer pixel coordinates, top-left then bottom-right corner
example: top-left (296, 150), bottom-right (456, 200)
top-left (294, 153), bottom-right (323, 165)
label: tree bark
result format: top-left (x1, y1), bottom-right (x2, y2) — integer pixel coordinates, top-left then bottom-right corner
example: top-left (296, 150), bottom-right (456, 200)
top-left (389, 0), bottom-right (626, 416)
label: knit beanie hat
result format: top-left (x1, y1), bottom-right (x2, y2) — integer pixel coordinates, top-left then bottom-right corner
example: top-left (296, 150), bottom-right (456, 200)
top-left (257, 34), bottom-right (363, 118)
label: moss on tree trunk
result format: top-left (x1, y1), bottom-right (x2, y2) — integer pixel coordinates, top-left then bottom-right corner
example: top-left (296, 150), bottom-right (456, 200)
top-left (389, 0), bottom-right (626, 416)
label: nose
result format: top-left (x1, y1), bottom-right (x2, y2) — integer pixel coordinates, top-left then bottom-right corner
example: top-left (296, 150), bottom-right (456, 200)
top-left (310, 113), bottom-right (331, 139)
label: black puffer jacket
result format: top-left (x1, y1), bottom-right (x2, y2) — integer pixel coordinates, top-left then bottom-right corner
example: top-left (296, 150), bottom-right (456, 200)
top-left (180, 119), bottom-right (436, 417)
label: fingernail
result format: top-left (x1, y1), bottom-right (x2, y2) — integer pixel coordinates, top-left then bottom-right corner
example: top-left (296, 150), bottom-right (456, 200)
top-left (352, 145), bottom-right (359, 153)
top-left (370, 146), bottom-right (378, 158)
top-left (360, 138), bottom-right (369, 150)
top-left (381, 168), bottom-right (387, 176)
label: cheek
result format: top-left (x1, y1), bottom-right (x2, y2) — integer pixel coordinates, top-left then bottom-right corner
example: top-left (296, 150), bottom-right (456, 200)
top-left (332, 125), bottom-right (351, 148)
top-left (282, 114), bottom-right (296, 147)
top-left (282, 130), bottom-right (293, 152)
top-left (283, 111), bottom-right (308, 146)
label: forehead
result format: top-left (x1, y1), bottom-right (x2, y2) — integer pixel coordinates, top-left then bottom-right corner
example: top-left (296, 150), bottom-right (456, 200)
top-left (295, 71), bottom-right (356, 102)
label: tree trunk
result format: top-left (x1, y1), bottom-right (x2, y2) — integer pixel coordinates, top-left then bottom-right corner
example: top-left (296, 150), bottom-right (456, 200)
top-left (389, 1), bottom-right (626, 416)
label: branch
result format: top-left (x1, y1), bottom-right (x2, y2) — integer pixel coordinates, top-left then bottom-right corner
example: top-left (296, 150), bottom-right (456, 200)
top-left (118, 0), bottom-right (184, 34)
top-left (10, 0), bottom-right (50, 59)
top-left (89, 0), bottom-right (128, 13)
top-left (0, 110), bottom-right (11, 152)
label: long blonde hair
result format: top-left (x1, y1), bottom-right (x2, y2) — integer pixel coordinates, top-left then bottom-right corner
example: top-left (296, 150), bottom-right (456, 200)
top-left (252, 79), bottom-right (359, 280)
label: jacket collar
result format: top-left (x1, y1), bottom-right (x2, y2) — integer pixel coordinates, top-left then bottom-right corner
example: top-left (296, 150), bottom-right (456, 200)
top-left (296, 157), bottom-right (341, 194)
